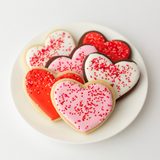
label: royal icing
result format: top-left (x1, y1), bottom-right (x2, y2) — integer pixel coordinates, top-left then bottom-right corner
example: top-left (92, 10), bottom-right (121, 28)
top-left (84, 53), bottom-right (140, 99)
top-left (47, 45), bottom-right (97, 77)
top-left (54, 81), bottom-right (113, 133)
top-left (25, 68), bottom-right (84, 121)
top-left (26, 30), bottom-right (76, 68)
top-left (81, 31), bottom-right (130, 61)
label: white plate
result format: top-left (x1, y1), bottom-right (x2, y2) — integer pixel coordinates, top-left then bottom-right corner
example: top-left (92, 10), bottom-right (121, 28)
top-left (10, 22), bottom-right (148, 144)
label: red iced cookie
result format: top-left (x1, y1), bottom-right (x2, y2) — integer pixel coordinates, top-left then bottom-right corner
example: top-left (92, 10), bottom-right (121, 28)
top-left (78, 31), bottom-right (131, 62)
top-left (24, 68), bottom-right (84, 121)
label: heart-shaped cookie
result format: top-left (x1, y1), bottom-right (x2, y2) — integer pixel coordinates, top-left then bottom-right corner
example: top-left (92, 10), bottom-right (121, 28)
top-left (45, 44), bottom-right (98, 77)
top-left (24, 30), bottom-right (76, 69)
top-left (83, 53), bottom-right (140, 100)
top-left (51, 79), bottom-right (116, 134)
top-left (78, 31), bottom-right (131, 62)
top-left (24, 68), bottom-right (84, 121)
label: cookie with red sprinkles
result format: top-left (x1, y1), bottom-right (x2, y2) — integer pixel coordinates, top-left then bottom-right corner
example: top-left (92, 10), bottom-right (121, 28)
top-left (83, 53), bottom-right (140, 101)
top-left (24, 30), bottom-right (76, 70)
top-left (51, 79), bottom-right (116, 134)
top-left (23, 67), bottom-right (85, 121)
top-left (45, 44), bottom-right (98, 78)
top-left (78, 30), bottom-right (131, 62)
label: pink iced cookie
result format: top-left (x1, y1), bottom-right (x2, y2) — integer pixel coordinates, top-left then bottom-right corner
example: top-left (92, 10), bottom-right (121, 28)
top-left (45, 44), bottom-right (98, 77)
top-left (24, 30), bottom-right (76, 69)
top-left (51, 79), bottom-right (116, 134)
top-left (83, 53), bottom-right (140, 100)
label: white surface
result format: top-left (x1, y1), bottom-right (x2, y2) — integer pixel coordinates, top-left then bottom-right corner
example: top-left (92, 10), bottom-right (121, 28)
top-left (0, 0), bottom-right (160, 159)
top-left (10, 23), bottom-right (148, 144)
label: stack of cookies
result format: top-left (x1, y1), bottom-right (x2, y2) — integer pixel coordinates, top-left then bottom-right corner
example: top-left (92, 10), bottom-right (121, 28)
top-left (23, 30), bottom-right (140, 134)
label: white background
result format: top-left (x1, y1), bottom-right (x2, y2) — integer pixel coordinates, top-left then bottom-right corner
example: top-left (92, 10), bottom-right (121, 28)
top-left (0, 0), bottom-right (160, 159)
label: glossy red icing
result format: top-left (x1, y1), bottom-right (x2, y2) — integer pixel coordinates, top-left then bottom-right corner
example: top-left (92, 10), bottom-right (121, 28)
top-left (25, 68), bottom-right (84, 121)
top-left (83, 32), bottom-right (130, 61)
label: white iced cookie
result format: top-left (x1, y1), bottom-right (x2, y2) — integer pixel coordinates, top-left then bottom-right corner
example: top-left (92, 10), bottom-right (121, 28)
top-left (84, 53), bottom-right (140, 100)
top-left (24, 30), bottom-right (76, 69)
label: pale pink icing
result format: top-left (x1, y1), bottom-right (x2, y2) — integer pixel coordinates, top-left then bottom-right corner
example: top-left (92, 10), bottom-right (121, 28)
top-left (54, 81), bottom-right (113, 133)
top-left (48, 45), bottom-right (97, 77)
